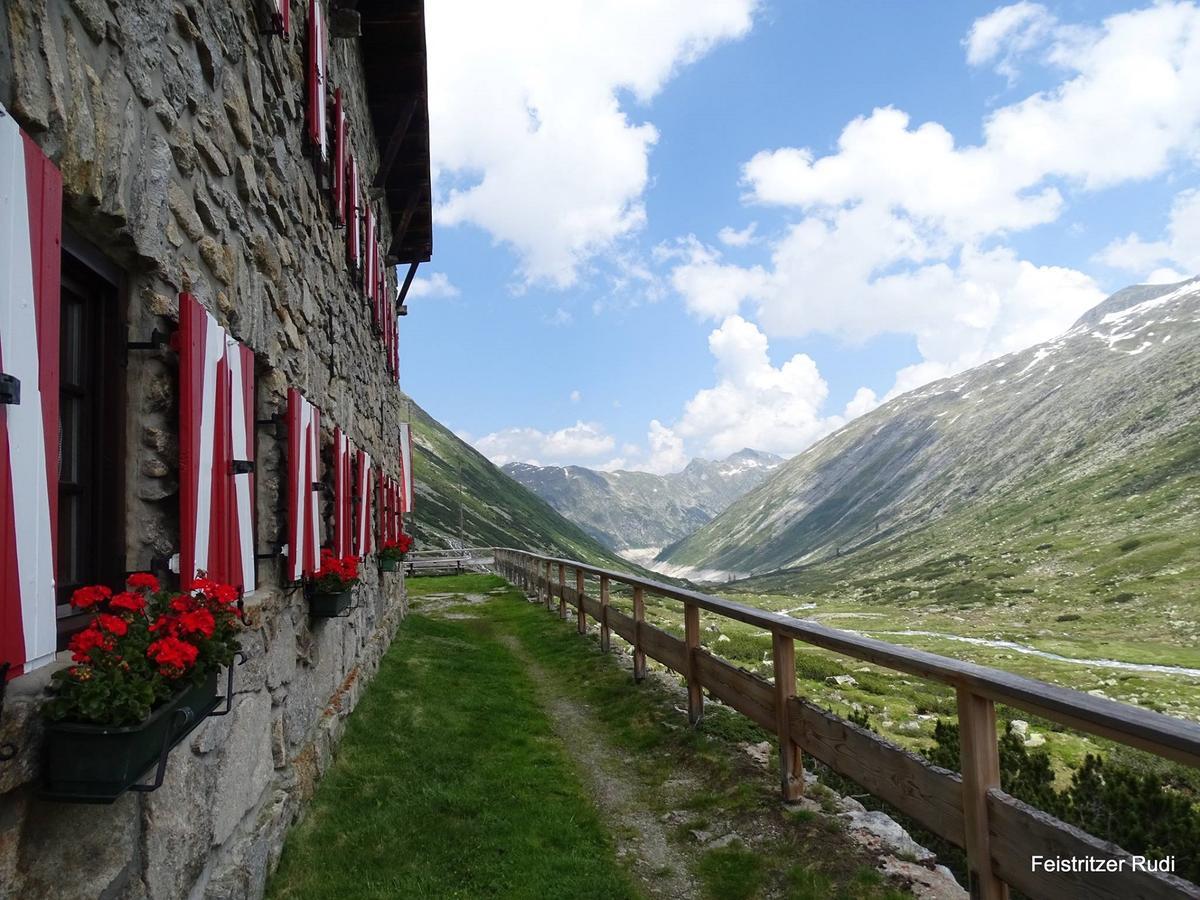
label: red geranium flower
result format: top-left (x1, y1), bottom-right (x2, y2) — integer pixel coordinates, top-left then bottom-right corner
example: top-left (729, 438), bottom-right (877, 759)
top-left (109, 591), bottom-right (147, 614)
top-left (96, 614), bottom-right (129, 636)
top-left (147, 636), bottom-right (199, 676)
top-left (68, 626), bottom-right (114, 662)
top-left (70, 585), bottom-right (112, 610)
top-left (178, 607), bottom-right (216, 638)
top-left (170, 595), bottom-right (196, 614)
top-left (126, 572), bottom-right (159, 592)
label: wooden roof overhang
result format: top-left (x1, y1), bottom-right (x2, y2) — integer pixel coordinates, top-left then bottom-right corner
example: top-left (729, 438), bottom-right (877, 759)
top-left (357, 0), bottom-right (433, 268)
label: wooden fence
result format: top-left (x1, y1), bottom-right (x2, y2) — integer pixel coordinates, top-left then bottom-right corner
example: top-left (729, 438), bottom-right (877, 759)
top-left (493, 548), bottom-right (1200, 900)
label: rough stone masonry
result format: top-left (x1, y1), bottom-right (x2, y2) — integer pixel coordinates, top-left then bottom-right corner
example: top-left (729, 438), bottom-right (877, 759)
top-left (0, 0), bottom-right (419, 896)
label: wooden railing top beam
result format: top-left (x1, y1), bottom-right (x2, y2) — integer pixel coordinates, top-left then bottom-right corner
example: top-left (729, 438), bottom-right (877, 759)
top-left (496, 549), bottom-right (1200, 769)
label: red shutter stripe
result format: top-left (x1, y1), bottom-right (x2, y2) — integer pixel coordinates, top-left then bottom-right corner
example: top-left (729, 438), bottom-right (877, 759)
top-left (354, 449), bottom-right (372, 556)
top-left (0, 115), bottom-right (61, 678)
top-left (332, 90), bottom-right (346, 226)
top-left (287, 389), bottom-right (322, 581)
top-left (346, 156), bottom-right (360, 270)
top-left (273, 0), bottom-right (290, 35)
top-left (179, 299), bottom-right (256, 591)
top-left (179, 293), bottom-right (227, 590)
top-left (363, 205), bottom-right (375, 306)
top-left (307, 0), bottom-right (327, 163)
top-left (332, 427), bottom-right (350, 558)
top-left (228, 340), bottom-right (255, 593)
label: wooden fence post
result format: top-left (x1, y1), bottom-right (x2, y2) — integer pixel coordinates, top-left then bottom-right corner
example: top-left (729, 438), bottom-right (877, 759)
top-left (684, 602), bottom-right (703, 725)
top-left (771, 633), bottom-right (804, 801)
top-left (957, 687), bottom-right (1008, 900)
top-left (545, 561), bottom-right (552, 610)
top-left (632, 586), bottom-right (646, 682)
top-left (599, 575), bottom-right (611, 652)
top-left (558, 563), bottom-right (566, 619)
top-left (575, 569), bottom-right (587, 634)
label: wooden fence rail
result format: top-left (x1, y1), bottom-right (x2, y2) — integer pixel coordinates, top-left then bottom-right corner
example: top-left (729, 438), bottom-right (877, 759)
top-left (493, 548), bottom-right (1200, 900)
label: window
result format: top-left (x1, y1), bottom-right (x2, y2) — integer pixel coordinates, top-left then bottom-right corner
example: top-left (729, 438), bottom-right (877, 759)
top-left (55, 236), bottom-right (125, 645)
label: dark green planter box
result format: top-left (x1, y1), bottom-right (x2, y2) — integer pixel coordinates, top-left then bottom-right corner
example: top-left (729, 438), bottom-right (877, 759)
top-left (309, 588), bottom-right (354, 617)
top-left (42, 671), bottom-right (220, 804)
top-left (379, 556), bottom-right (401, 572)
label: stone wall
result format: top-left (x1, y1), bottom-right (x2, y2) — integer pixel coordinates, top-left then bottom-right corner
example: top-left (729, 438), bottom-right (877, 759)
top-left (0, 0), bottom-right (413, 896)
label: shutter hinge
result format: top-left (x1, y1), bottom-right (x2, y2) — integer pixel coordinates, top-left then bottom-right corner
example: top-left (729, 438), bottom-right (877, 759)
top-left (0, 374), bottom-right (20, 405)
top-left (231, 460), bottom-right (255, 475)
top-left (126, 328), bottom-right (172, 352)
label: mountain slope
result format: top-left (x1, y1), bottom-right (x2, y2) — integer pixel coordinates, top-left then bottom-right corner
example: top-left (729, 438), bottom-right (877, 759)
top-left (403, 396), bottom-right (639, 571)
top-left (661, 279), bottom-right (1200, 578)
top-left (502, 449), bottom-right (783, 551)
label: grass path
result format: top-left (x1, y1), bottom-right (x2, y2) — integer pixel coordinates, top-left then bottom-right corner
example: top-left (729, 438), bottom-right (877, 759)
top-left (267, 579), bottom-right (638, 899)
top-left (268, 575), bottom-right (913, 899)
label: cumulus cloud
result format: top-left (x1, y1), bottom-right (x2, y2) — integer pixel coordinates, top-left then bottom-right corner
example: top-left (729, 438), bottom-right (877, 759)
top-left (1096, 188), bottom-right (1200, 281)
top-left (964, 1), bottom-right (1058, 79)
top-left (672, 3), bottom-right (1200, 393)
top-left (406, 272), bottom-right (460, 299)
top-left (718, 223), bottom-right (758, 247)
top-left (475, 421), bottom-right (615, 467)
top-left (426, 0), bottom-right (758, 286)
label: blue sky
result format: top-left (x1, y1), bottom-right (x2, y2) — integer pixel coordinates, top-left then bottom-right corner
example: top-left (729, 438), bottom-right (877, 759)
top-left (402, 1), bottom-right (1200, 472)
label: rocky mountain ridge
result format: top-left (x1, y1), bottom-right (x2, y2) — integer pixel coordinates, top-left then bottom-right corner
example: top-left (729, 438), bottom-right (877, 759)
top-left (660, 278), bottom-right (1200, 578)
top-left (502, 449), bottom-right (783, 552)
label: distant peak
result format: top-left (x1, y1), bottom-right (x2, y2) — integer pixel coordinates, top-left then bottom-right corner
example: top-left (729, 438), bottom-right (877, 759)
top-left (1072, 277), bottom-right (1200, 329)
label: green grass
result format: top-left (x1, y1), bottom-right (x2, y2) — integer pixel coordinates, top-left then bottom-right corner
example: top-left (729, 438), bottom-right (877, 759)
top-left (266, 592), bottom-right (637, 898)
top-left (696, 844), bottom-right (765, 900)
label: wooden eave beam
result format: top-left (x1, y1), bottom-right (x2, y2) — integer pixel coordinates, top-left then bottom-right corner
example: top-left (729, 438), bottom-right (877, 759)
top-left (374, 96), bottom-right (419, 189)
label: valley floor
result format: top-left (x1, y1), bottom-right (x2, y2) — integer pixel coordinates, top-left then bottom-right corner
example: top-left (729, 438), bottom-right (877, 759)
top-left (266, 575), bottom-right (928, 900)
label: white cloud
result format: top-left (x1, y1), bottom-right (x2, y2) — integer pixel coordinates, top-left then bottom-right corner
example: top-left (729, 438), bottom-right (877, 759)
top-left (426, 0), bottom-right (759, 287)
top-left (475, 421), bottom-right (615, 467)
top-left (1097, 188), bottom-right (1200, 281)
top-left (666, 237), bottom-right (769, 319)
top-left (965, 2), bottom-right (1058, 79)
top-left (569, 389), bottom-right (582, 403)
top-left (671, 3), bottom-right (1200, 394)
top-left (842, 387), bottom-right (879, 420)
top-left (643, 420), bottom-right (689, 474)
top-left (718, 223), bottom-right (758, 247)
top-left (406, 272), bottom-right (460, 299)
top-left (670, 316), bottom-right (841, 458)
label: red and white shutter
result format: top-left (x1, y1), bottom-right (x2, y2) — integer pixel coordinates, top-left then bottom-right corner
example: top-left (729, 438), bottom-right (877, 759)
top-left (332, 426), bottom-right (351, 558)
top-left (226, 336), bottom-right (255, 593)
top-left (270, 0), bottom-right (290, 36)
top-left (286, 388), bottom-right (322, 582)
top-left (332, 90), bottom-right (346, 225)
top-left (0, 110), bottom-right (61, 679)
top-left (354, 448), bottom-right (372, 556)
top-left (392, 478), bottom-right (402, 537)
top-left (306, 0), bottom-right (328, 164)
top-left (363, 204), bottom-right (375, 307)
top-left (346, 156), bottom-right (360, 271)
top-left (179, 295), bottom-right (256, 592)
top-left (179, 293), bottom-right (227, 590)
top-left (399, 423), bottom-right (414, 514)
top-left (376, 472), bottom-right (387, 545)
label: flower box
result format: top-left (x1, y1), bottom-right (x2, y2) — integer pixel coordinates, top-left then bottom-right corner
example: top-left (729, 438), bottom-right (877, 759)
top-left (309, 588), bottom-right (355, 618)
top-left (42, 670), bottom-right (221, 804)
top-left (378, 557), bottom-right (400, 573)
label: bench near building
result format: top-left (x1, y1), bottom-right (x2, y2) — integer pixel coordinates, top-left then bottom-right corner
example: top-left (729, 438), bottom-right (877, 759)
top-left (0, 0), bottom-right (431, 896)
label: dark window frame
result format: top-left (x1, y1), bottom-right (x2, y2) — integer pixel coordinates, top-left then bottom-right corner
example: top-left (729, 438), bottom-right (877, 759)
top-left (55, 229), bottom-right (127, 647)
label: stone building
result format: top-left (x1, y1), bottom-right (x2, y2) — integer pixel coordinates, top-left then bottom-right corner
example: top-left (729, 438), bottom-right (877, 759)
top-left (0, 0), bottom-right (431, 895)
